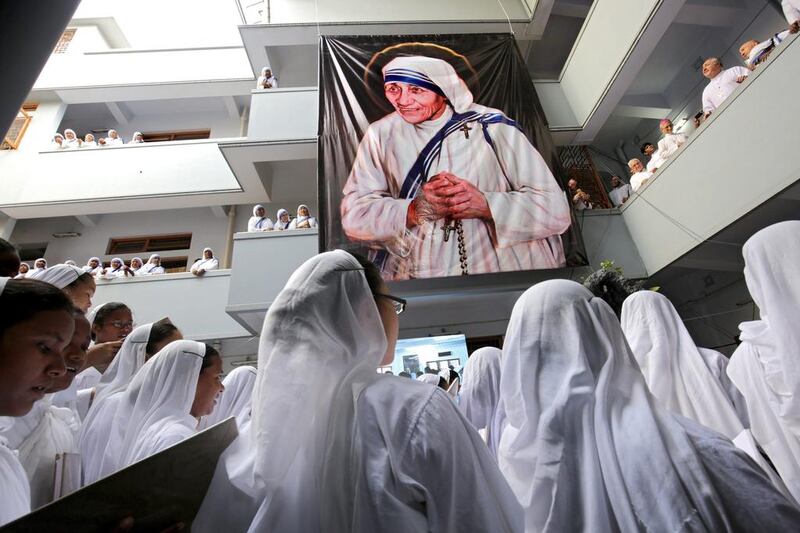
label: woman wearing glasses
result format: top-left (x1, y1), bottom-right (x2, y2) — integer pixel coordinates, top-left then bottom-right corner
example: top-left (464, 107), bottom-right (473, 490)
top-left (196, 250), bottom-right (521, 533)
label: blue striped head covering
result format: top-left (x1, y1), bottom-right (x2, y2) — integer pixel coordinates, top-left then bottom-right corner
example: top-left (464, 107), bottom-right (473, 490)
top-left (382, 56), bottom-right (474, 113)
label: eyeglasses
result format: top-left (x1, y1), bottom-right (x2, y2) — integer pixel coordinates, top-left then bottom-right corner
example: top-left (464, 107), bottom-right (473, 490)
top-left (109, 321), bottom-right (135, 330)
top-left (375, 293), bottom-right (407, 315)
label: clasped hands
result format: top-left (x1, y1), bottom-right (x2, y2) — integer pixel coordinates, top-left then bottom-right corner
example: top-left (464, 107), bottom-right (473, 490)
top-left (406, 172), bottom-right (492, 229)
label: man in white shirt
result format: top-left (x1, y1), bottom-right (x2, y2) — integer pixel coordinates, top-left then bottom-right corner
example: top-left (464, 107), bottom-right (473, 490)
top-left (608, 176), bottom-right (632, 207)
top-left (701, 58), bottom-right (749, 118)
top-left (657, 119), bottom-right (688, 160)
top-left (641, 142), bottom-right (665, 172)
top-left (628, 159), bottom-right (653, 193)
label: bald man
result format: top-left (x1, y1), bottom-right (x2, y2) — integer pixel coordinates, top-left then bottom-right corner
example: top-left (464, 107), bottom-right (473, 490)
top-left (701, 58), bottom-right (749, 118)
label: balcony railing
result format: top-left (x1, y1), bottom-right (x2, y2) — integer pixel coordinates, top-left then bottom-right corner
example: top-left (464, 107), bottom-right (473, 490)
top-left (248, 87), bottom-right (317, 141)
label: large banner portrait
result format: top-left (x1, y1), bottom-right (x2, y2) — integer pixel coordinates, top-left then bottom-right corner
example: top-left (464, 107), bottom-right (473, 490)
top-left (319, 34), bottom-right (587, 281)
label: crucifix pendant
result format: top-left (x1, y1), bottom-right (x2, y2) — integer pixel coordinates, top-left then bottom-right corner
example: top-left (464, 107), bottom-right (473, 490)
top-left (459, 123), bottom-right (471, 139)
top-left (442, 221), bottom-right (456, 242)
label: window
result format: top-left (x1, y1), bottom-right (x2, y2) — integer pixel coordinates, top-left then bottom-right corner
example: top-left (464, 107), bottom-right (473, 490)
top-left (1, 105), bottom-right (36, 150)
top-left (426, 358), bottom-right (459, 372)
top-left (141, 130), bottom-right (211, 142)
top-left (377, 366), bottom-right (393, 374)
top-left (54, 29), bottom-right (76, 54)
top-left (402, 355), bottom-right (421, 375)
top-left (106, 233), bottom-right (192, 255)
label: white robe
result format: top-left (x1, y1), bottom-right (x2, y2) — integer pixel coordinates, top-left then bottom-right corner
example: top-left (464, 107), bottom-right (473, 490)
top-left (645, 151), bottom-right (665, 172)
top-left (783, 0), bottom-right (800, 24)
top-left (702, 66), bottom-right (750, 114)
top-left (105, 137), bottom-right (124, 147)
top-left (287, 216), bottom-right (317, 230)
top-left (248, 217), bottom-right (273, 232)
top-left (194, 250), bottom-right (522, 533)
top-left (342, 106), bottom-right (571, 280)
top-left (191, 257), bottom-right (219, 273)
top-left (727, 219), bottom-right (800, 500)
top-left (629, 170), bottom-right (652, 192)
top-left (1, 399), bottom-right (79, 509)
top-left (0, 419), bottom-right (31, 526)
top-left (498, 279), bottom-right (800, 532)
top-left (657, 132), bottom-right (687, 160)
top-left (608, 184), bottom-right (631, 207)
top-left (139, 263), bottom-right (165, 275)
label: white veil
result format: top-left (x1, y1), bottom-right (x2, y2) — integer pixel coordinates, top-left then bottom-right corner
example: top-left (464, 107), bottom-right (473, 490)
top-left (620, 290), bottom-right (744, 439)
top-left (92, 323), bottom-right (153, 404)
top-left (459, 347), bottom-right (502, 434)
top-left (498, 279), bottom-right (731, 532)
top-left (199, 366), bottom-right (256, 430)
top-left (248, 250), bottom-right (387, 530)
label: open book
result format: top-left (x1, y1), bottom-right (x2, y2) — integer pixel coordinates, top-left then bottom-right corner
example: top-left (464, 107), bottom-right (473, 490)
top-left (1, 417), bottom-right (238, 533)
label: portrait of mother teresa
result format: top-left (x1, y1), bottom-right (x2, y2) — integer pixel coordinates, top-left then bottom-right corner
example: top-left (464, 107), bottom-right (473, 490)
top-left (341, 55), bottom-right (571, 280)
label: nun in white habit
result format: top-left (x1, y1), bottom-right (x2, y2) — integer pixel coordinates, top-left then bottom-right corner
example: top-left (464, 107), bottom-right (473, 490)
top-left (497, 279), bottom-right (800, 532)
top-left (198, 366), bottom-right (256, 431)
top-left (27, 258), bottom-right (46, 277)
top-left (83, 257), bottom-right (104, 277)
top-left (105, 129), bottom-right (123, 147)
top-left (140, 254), bottom-right (165, 275)
top-left (247, 204), bottom-right (273, 232)
top-left (0, 416), bottom-right (29, 526)
top-left (63, 128), bottom-right (81, 148)
top-left (287, 204), bottom-right (317, 229)
top-left (104, 258), bottom-right (126, 279)
top-left (114, 340), bottom-right (221, 470)
top-left (129, 257), bottom-right (144, 275)
top-left (190, 248), bottom-right (219, 276)
top-left (459, 347), bottom-right (502, 446)
top-left (128, 131), bottom-right (144, 144)
top-left (274, 208), bottom-right (290, 231)
top-left (728, 220), bottom-right (800, 501)
top-left (194, 251), bottom-right (522, 533)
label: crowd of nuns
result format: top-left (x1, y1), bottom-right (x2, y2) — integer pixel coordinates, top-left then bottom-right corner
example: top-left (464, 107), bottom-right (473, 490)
top-left (2, 219), bottom-right (800, 532)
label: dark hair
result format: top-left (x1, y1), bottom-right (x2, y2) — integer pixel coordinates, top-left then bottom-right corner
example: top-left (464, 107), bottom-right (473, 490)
top-left (201, 344), bottom-right (220, 370)
top-left (0, 279), bottom-right (75, 335)
top-left (398, 371), bottom-right (411, 378)
top-left (66, 271), bottom-right (96, 290)
top-left (93, 302), bottom-right (131, 326)
top-left (640, 142), bottom-right (654, 154)
top-left (437, 377), bottom-right (448, 390)
top-left (347, 251), bottom-right (383, 294)
top-left (146, 318), bottom-right (180, 356)
top-left (583, 268), bottom-right (644, 317)
top-left (0, 238), bottom-right (16, 253)
top-left (449, 369), bottom-right (459, 383)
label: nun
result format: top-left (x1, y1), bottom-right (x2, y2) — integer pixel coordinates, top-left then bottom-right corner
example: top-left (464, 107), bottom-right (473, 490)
top-left (247, 204), bottom-right (273, 232)
top-left (14, 263), bottom-right (29, 279)
top-left (0, 278), bottom-right (74, 525)
top-left (64, 260), bottom-right (77, 267)
top-left (83, 341), bottom-right (223, 483)
top-left (257, 67), bottom-right (278, 89)
top-left (459, 347), bottom-right (502, 447)
top-left (83, 257), bottom-right (105, 277)
top-left (139, 254), bottom-right (165, 275)
top-left (104, 258), bottom-right (126, 279)
top-left (288, 204), bottom-right (317, 229)
top-left (194, 251), bottom-right (521, 533)
top-left (51, 132), bottom-right (66, 149)
top-left (728, 221), bottom-right (800, 501)
top-left (63, 128), bottom-right (81, 148)
top-left (199, 366), bottom-right (256, 430)
top-left (496, 279), bottom-right (800, 532)
top-left (105, 129), bottom-right (123, 146)
top-left (1, 310), bottom-right (90, 509)
top-left (191, 248), bottom-right (219, 277)
top-left (26, 258), bottom-right (47, 278)
top-left (128, 131), bottom-right (144, 144)
top-left (28, 263), bottom-right (96, 313)
top-left (129, 257), bottom-right (144, 275)
top-left (274, 208), bottom-right (290, 231)
top-left (81, 133), bottom-right (97, 148)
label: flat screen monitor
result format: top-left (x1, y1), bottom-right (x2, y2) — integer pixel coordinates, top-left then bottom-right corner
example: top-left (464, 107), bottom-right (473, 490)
top-left (380, 334), bottom-right (468, 377)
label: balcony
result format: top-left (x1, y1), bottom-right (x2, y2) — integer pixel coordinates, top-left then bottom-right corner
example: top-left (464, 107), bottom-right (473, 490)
top-left (621, 32), bottom-right (800, 276)
top-left (0, 138), bottom-right (270, 218)
top-left (32, 47), bottom-right (254, 103)
top-left (93, 270), bottom-right (250, 342)
top-left (248, 87), bottom-right (317, 141)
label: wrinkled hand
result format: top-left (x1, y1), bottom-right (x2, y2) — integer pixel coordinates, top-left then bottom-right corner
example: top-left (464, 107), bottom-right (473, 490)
top-left (736, 75), bottom-right (747, 83)
top-left (430, 173), bottom-right (492, 221)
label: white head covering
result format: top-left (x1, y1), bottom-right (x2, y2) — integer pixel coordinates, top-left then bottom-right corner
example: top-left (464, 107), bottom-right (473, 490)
top-left (64, 260), bottom-right (77, 266)
top-left (92, 323), bottom-right (153, 405)
top-left (737, 221), bottom-right (800, 422)
top-left (383, 56), bottom-right (474, 114)
top-left (276, 208), bottom-right (288, 220)
top-left (32, 258), bottom-right (47, 270)
top-left (620, 290), bottom-right (744, 439)
top-left (27, 263), bottom-right (84, 289)
top-left (115, 340), bottom-right (205, 469)
top-left (498, 279), bottom-right (731, 532)
top-left (199, 366), bottom-right (256, 430)
top-left (260, 67), bottom-right (269, 76)
top-left (130, 257), bottom-right (143, 270)
top-left (417, 373), bottom-right (441, 386)
top-left (130, 131), bottom-right (143, 143)
top-left (110, 257), bottom-right (123, 269)
top-left (248, 250), bottom-right (387, 527)
top-left (64, 128), bottom-right (77, 139)
top-left (459, 347), bottom-right (502, 433)
top-left (53, 132), bottom-right (64, 142)
top-left (108, 129), bottom-right (118, 138)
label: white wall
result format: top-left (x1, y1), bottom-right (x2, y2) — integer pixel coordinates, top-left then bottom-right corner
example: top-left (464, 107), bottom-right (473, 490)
top-left (34, 47), bottom-right (252, 90)
top-left (248, 88), bottom-right (317, 140)
top-left (67, 26), bottom-right (111, 53)
top-left (267, 0), bottom-right (529, 24)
